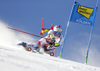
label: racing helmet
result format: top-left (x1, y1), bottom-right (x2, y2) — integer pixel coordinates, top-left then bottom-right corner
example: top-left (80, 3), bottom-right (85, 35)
top-left (53, 25), bottom-right (62, 32)
top-left (53, 25), bottom-right (62, 36)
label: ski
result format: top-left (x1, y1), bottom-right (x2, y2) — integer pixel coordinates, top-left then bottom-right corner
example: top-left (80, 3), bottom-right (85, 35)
top-left (18, 42), bottom-right (54, 56)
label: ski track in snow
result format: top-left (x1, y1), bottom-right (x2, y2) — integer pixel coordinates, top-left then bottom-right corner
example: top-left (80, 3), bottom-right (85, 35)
top-left (0, 46), bottom-right (100, 71)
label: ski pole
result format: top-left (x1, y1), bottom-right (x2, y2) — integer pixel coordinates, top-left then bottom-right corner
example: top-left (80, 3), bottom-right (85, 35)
top-left (6, 27), bottom-right (43, 38)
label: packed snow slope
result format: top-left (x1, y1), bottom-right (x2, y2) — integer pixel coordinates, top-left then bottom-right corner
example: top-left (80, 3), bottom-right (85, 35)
top-left (0, 46), bottom-right (100, 71)
top-left (0, 20), bottom-right (100, 71)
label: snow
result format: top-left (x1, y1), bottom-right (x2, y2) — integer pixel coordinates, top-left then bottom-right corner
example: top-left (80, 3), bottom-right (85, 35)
top-left (0, 46), bottom-right (100, 71)
top-left (0, 20), bottom-right (100, 71)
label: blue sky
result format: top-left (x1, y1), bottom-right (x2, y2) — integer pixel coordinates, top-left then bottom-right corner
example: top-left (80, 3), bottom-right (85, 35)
top-left (0, 0), bottom-right (100, 67)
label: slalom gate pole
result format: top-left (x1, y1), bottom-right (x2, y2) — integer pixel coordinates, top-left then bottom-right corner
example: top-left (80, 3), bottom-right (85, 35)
top-left (6, 27), bottom-right (43, 38)
top-left (59, 0), bottom-right (76, 58)
top-left (96, 0), bottom-right (99, 8)
top-left (85, 0), bottom-right (99, 64)
top-left (54, 48), bottom-right (56, 57)
top-left (60, 21), bottom-right (70, 58)
top-left (85, 26), bottom-right (94, 64)
top-left (41, 18), bottom-right (44, 37)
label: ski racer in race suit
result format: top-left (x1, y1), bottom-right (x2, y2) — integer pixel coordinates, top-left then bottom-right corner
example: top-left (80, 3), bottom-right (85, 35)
top-left (24, 25), bottom-right (63, 53)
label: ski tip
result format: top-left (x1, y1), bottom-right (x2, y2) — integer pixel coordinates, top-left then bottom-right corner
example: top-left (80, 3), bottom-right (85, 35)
top-left (17, 43), bottom-right (23, 46)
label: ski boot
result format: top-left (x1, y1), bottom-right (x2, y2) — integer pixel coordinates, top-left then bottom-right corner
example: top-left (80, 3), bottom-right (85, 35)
top-left (18, 42), bottom-right (26, 47)
top-left (18, 42), bottom-right (31, 51)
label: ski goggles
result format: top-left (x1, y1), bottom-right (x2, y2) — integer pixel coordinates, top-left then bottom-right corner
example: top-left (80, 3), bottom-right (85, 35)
top-left (54, 31), bottom-right (61, 36)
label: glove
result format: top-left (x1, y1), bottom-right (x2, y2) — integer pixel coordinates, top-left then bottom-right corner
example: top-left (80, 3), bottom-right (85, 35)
top-left (54, 43), bottom-right (60, 47)
top-left (46, 37), bottom-right (55, 44)
top-left (50, 38), bottom-right (55, 43)
top-left (48, 43), bottom-right (60, 49)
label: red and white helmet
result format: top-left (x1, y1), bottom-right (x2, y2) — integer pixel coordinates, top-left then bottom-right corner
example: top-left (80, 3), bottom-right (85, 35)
top-left (53, 25), bottom-right (62, 33)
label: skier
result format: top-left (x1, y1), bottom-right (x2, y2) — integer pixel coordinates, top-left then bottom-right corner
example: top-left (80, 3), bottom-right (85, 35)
top-left (19, 25), bottom-right (63, 54)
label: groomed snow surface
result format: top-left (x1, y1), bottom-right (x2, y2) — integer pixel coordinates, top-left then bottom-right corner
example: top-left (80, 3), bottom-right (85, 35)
top-left (0, 21), bottom-right (100, 71)
top-left (0, 46), bottom-right (100, 71)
